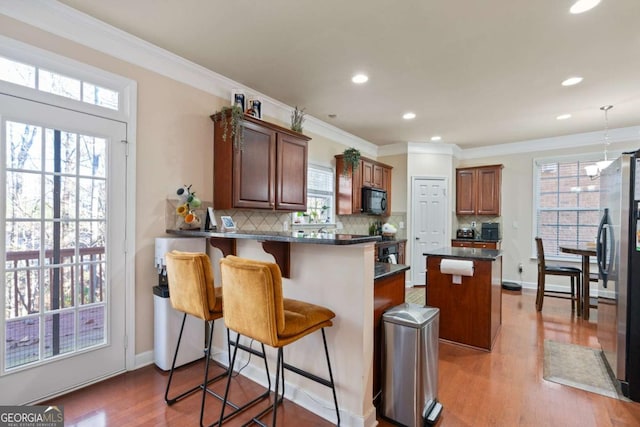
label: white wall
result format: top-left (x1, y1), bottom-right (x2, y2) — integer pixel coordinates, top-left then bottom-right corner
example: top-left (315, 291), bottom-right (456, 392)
top-left (458, 140), bottom-right (640, 291)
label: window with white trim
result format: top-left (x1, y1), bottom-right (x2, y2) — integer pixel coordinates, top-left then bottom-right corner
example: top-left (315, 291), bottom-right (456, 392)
top-left (0, 55), bottom-right (120, 111)
top-left (534, 156), bottom-right (601, 259)
top-left (293, 165), bottom-right (334, 225)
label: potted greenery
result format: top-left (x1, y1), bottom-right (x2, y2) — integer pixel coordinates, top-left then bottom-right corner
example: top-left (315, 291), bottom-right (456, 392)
top-left (211, 104), bottom-right (244, 150)
top-left (290, 106), bottom-right (306, 133)
top-left (342, 147), bottom-right (361, 175)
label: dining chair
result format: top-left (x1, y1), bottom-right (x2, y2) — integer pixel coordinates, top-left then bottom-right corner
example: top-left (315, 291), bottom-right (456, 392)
top-left (219, 255), bottom-right (340, 426)
top-left (535, 238), bottom-right (582, 314)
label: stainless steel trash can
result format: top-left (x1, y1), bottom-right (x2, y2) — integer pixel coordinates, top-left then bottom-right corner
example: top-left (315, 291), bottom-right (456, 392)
top-left (382, 303), bottom-right (443, 426)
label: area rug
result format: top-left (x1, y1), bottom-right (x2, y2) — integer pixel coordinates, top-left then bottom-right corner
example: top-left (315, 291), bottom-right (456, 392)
top-left (543, 340), bottom-right (623, 399)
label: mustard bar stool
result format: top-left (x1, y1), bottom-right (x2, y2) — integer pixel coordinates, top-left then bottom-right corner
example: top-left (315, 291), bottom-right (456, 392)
top-left (164, 251), bottom-right (271, 427)
top-left (219, 255), bottom-right (340, 426)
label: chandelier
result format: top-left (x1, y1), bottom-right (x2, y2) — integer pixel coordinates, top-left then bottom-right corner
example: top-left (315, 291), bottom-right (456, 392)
top-left (585, 105), bottom-right (613, 179)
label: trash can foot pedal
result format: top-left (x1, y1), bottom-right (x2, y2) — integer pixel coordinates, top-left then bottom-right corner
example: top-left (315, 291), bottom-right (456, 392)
top-left (425, 401), bottom-right (443, 425)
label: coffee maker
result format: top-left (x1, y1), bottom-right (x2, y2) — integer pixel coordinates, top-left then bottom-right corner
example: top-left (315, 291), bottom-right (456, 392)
top-left (481, 223), bottom-right (500, 241)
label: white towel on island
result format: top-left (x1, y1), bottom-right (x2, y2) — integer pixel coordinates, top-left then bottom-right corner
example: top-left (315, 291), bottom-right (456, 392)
top-left (440, 259), bottom-right (474, 284)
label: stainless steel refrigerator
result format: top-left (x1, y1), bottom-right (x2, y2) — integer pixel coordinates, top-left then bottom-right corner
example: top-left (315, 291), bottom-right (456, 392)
top-left (597, 150), bottom-right (640, 401)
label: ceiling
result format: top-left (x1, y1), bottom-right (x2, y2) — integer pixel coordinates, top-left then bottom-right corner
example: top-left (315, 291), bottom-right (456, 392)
top-left (57, 0), bottom-right (640, 149)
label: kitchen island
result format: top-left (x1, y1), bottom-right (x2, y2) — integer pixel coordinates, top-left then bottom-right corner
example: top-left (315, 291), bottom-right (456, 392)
top-left (424, 247), bottom-right (502, 351)
top-left (166, 229), bottom-right (405, 426)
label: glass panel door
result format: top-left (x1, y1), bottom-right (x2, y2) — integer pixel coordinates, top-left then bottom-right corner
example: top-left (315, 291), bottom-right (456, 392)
top-left (1, 94), bottom-right (127, 404)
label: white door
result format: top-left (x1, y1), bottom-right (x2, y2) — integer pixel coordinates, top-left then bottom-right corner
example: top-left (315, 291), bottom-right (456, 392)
top-left (411, 178), bottom-right (448, 286)
top-left (0, 94), bottom-right (127, 404)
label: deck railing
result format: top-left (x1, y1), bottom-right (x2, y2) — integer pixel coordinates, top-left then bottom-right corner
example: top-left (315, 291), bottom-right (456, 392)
top-left (5, 247), bottom-right (105, 317)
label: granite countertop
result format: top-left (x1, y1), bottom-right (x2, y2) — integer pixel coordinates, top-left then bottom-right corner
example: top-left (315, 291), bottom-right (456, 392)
top-left (166, 229), bottom-right (381, 245)
top-left (374, 262), bottom-right (410, 280)
top-left (423, 246), bottom-right (502, 260)
top-left (451, 238), bottom-right (501, 243)
top-left (375, 237), bottom-right (407, 245)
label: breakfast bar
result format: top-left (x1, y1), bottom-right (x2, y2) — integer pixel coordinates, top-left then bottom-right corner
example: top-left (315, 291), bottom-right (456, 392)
top-left (167, 229), bottom-right (407, 426)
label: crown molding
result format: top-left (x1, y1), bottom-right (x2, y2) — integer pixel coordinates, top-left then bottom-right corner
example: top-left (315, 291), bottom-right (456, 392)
top-left (458, 125), bottom-right (640, 160)
top-left (0, 0), bottom-right (377, 153)
top-left (408, 141), bottom-right (462, 157)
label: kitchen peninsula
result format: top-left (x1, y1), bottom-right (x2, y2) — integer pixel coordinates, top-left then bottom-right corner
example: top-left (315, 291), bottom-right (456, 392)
top-left (167, 229), bottom-right (409, 426)
top-left (424, 247), bottom-right (502, 351)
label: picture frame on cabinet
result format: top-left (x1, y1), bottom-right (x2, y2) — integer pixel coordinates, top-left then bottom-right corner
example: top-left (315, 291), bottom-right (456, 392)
top-left (247, 98), bottom-right (262, 119)
top-left (231, 90), bottom-right (246, 112)
top-left (220, 215), bottom-right (236, 231)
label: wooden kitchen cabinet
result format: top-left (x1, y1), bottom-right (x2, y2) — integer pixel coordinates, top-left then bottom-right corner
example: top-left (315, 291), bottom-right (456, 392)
top-left (451, 239), bottom-right (501, 250)
top-left (335, 155), bottom-right (392, 215)
top-left (362, 159), bottom-right (385, 189)
top-left (212, 113), bottom-right (309, 211)
top-left (456, 164), bottom-right (502, 215)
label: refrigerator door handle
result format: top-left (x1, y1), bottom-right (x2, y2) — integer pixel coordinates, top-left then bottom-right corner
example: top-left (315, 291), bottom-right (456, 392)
top-left (597, 208), bottom-right (609, 286)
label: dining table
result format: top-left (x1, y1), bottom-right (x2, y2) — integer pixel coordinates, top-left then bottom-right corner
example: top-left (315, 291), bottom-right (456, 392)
top-left (559, 244), bottom-right (597, 320)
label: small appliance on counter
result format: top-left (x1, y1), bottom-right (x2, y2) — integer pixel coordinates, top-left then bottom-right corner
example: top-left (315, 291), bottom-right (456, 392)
top-left (153, 237), bottom-right (206, 370)
top-left (456, 228), bottom-right (475, 239)
top-left (481, 223), bottom-right (500, 241)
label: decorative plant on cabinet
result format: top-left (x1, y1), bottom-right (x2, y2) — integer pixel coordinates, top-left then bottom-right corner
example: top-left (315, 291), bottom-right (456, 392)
top-left (211, 104), bottom-right (245, 150)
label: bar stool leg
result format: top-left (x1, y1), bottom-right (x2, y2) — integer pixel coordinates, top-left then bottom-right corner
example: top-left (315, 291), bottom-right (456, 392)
top-left (200, 320), bottom-right (216, 427)
top-left (321, 328), bottom-right (340, 425)
top-left (271, 348), bottom-right (283, 426)
top-left (164, 313), bottom-right (188, 405)
top-left (216, 333), bottom-right (272, 427)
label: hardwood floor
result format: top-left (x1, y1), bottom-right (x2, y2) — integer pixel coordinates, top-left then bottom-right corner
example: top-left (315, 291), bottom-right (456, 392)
top-left (44, 289), bottom-right (640, 426)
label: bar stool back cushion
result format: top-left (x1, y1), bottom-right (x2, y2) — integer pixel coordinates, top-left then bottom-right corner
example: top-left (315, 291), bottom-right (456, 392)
top-left (220, 255), bottom-right (334, 348)
top-left (165, 250), bottom-right (222, 321)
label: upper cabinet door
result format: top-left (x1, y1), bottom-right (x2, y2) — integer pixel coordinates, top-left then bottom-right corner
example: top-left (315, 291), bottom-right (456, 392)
top-left (233, 120), bottom-right (276, 209)
top-left (213, 113), bottom-right (310, 211)
top-left (476, 166), bottom-right (501, 215)
top-left (373, 164), bottom-right (384, 189)
top-left (455, 165), bottom-right (502, 215)
top-left (456, 168), bottom-right (476, 215)
top-left (276, 133), bottom-right (308, 211)
top-left (362, 160), bottom-right (374, 188)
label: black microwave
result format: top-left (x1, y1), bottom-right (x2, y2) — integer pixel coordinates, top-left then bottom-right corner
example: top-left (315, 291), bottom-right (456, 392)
top-left (362, 187), bottom-right (387, 215)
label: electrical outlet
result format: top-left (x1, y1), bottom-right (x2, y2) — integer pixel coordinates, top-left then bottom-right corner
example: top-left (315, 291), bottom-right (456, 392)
top-left (518, 263), bottom-right (523, 274)
top-left (471, 221), bottom-right (477, 228)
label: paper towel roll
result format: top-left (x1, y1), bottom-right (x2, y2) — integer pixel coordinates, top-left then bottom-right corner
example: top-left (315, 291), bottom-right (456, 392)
top-left (387, 254), bottom-right (397, 264)
top-left (440, 259), bottom-right (474, 276)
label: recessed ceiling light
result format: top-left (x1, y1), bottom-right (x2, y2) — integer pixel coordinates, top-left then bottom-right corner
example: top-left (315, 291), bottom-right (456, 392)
top-left (557, 114), bottom-right (572, 120)
top-left (561, 76), bottom-right (583, 86)
top-left (352, 73), bottom-right (368, 84)
top-left (402, 112), bottom-right (416, 120)
top-left (431, 136), bottom-right (442, 141)
top-left (570, 0), bottom-right (601, 14)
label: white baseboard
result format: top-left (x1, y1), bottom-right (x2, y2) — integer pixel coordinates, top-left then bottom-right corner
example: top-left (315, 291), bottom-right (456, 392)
top-left (134, 350), bottom-right (155, 370)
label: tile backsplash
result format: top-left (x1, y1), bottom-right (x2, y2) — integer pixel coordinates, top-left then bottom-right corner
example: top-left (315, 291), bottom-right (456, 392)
top-left (166, 200), bottom-right (407, 238)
